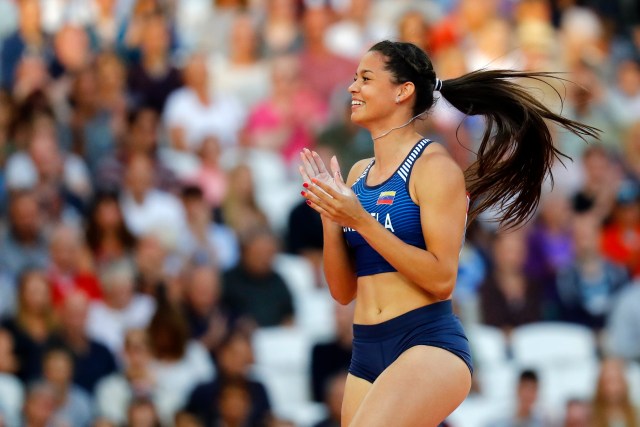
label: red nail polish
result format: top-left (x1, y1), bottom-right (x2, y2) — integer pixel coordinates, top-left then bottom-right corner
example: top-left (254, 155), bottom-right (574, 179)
top-left (301, 191), bottom-right (306, 196)
top-left (306, 200), bottom-right (311, 205)
top-left (303, 182), bottom-right (309, 188)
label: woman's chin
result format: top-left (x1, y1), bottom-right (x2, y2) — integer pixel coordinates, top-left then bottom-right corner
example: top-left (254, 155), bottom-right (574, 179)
top-left (350, 112), bottom-right (367, 126)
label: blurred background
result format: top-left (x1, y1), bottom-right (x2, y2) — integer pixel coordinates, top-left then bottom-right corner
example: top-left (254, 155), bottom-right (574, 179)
top-left (0, 0), bottom-right (639, 426)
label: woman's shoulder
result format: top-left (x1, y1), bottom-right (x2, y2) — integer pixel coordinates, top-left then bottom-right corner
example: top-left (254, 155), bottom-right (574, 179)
top-left (346, 157), bottom-right (374, 185)
top-left (413, 143), bottom-right (465, 186)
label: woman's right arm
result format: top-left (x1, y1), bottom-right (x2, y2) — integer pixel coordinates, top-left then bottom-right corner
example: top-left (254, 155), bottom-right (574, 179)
top-left (299, 151), bottom-right (367, 305)
top-left (320, 214), bottom-right (357, 305)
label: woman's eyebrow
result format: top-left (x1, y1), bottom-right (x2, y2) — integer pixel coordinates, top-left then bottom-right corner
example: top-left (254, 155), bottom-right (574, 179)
top-left (355, 69), bottom-right (374, 76)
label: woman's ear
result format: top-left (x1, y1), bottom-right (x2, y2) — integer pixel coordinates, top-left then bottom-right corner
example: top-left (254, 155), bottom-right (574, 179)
top-left (396, 82), bottom-right (416, 104)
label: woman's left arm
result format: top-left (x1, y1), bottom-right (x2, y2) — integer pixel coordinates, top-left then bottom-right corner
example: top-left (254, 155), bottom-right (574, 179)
top-left (305, 151), bottom-right (468, 300)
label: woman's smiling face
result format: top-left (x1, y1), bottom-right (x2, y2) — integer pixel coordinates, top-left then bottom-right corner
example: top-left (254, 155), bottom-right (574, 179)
top-left (348, 51), bottom-right (405, 126)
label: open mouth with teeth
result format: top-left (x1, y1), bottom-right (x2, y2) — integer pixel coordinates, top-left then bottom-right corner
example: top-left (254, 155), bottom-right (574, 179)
top-left (351, 100), bottom-right (364, 108)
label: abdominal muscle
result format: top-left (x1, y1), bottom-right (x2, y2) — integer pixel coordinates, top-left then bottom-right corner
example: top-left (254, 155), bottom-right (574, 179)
top-left (353, 272), bottom-right (448, 325)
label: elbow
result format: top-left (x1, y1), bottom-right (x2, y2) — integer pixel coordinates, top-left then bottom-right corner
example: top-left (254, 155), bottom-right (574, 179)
top-left (331, 289), bottom-right (356, 306)
top-left (418, 273), bottom-right (456, 301)
top-left (430, 286), bottom-right (454, 301)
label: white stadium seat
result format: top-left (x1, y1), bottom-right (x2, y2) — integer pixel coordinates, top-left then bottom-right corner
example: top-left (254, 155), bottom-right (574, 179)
top-left (510, 322), bottom-right (598, 367)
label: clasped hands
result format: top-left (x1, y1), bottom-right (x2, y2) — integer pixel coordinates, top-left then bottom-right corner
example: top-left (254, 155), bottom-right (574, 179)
top-left (299, 148), bottom-right (367, 230)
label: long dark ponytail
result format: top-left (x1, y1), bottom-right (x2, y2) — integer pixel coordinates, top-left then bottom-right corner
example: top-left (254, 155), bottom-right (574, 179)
top-left (369, 41), bottom-right (600, 228)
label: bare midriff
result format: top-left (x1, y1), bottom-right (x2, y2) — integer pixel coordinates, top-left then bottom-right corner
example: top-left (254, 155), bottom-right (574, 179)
top-left (353, 272), bottom-right (451, 325)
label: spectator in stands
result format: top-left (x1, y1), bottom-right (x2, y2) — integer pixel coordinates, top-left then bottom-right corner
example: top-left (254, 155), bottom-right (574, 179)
top-left (126, 12), bottom-right (182, 112)
top-left (93, 418), bottom-right (117, 427)
top-left (0, 191), bottom-right (49, 280)
top-left (210, 12), bottom-right (271, 110)
top-left (126, 397), bottom-right (161, 427)
top-left (117, 0), bottom-right (171, 63)
top-left (4, 109), bottom-right (93, 215)
top-left (185, 327), bottom-right (271, 426)
top-left (606, 276), bottom-right (640, 361)
top-left (94, 52), bottom-right (128, 143)
top-left (92, 0), bottom-right (120, 50)
top-left (428, 0), bottom-right (498, 55)
top-left (183, 137), bottom-right (229, 211)
top-left (1, 1), bottom-right (639, 426)
top-left (50, 24), bottom-right (94, 81)
top-left (65, 66), bottom-right (116, 174)
top-left (558, 7), bottom-right (608, 69)
top-left (182, 264), bottom-right (229, 355)
top-left (178, 185), bottom-right (239, 271)
top-left (220, 164), bottom-right (269, 235)
top-left (119, 153), bottom-right (187, 239)
top-left (0, 88), bottom-right (14, 162)
top-left (133, 233), bottom-right (172, 299)
top-left (313, 370), bottom-right (347, 427)
top-left (560, 61), bottom-right (626, 157)
top-left (213, 377), bottom-right (255, 427)
top-left (0, 0), bottom-right (50, 89)
top-left (11, 56), bottom-right (51, 105)
top-left (95, 329), bottom-right (157, 426)
top-left (174, 0), bottom-right (246, 56)
top-left (485, 369), bottom-right (552, 427)
top-left (87, 260), bottom-right (156, 355)
top-left (0, 0), bottom-right (18, 50)
top-left (571, 145), bottom-right (621, 219)
top-left (556, 214), bottom-right (629, 331)
top-left (397, 9), bottom-right (432, 53)
top-left (454, 232), bottom-right (489, 325)
top-left (174, 410), bottom-right (204, 427)
top-left (85, 190), bottom-right (137, 269)
top-left (55, 291), bottom-right (117, 394)
top-left (260, 0), bottom-right (303, 57)
top-left (0, 327), bottom-right (23, 427)
top-left (480, 230), bottom-right (543, 333)
top-left (147, 302), bottom-right (215, 425)
top-left (40, 347), bottom-right (93, 427)
top-left (1, 268), bottom-right (57, 383)
top-left (164, 52), bottom-right (245, 157)
top-left (592, 358), bottom-right (639, 427)
top-left (20, 382), bottom-right (58, 427)
top-left (244, 54), bottom-right (327, 164)
top-left (297, 5), bottom-right (357, 106)
top-left (525, 192), bottom-right (576, 303)
top-left (325, 0), bottom-right (378, 61)
top-left (601, 180), bottom-right (640, 278)
top-left (310, 302), bottom-right (353, 402)
top-left (96, 107), bottom-right (177, 193)
top-left (47, 224), bottom-right (102, 307)
top-left (222, 226), bottom-right (294, 327)
top-left (612, 58), bottom-right (640, 125)
top-left (562, 399), bottom-right (593, 427)
top-left (623, 121), bottom-right (640, 185)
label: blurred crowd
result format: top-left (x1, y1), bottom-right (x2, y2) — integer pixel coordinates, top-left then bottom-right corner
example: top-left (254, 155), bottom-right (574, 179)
top-left (0, 0), bottom-right (639, 426)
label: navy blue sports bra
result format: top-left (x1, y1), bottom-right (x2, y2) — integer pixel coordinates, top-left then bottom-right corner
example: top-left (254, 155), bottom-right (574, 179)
top-left (343, 138), bottom-right (432, 277)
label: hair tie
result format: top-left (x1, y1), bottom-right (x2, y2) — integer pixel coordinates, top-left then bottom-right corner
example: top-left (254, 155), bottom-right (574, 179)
top-left (434, 78), bottom-right (443, 92)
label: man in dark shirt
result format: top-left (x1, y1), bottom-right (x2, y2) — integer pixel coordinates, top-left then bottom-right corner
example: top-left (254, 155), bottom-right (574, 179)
top-left (221, 226), bottom-right (294, 327)
top-left (184, 329), bottom-right (271, 426)
top-left (126, 13), bottom-right (182, 113)
top-left (54, 291), bottom-right (117, 394)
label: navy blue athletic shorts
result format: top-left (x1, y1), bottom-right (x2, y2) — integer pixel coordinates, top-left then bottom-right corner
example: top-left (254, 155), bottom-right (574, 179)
top-left (349, 300), bottom-right (473, 383)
